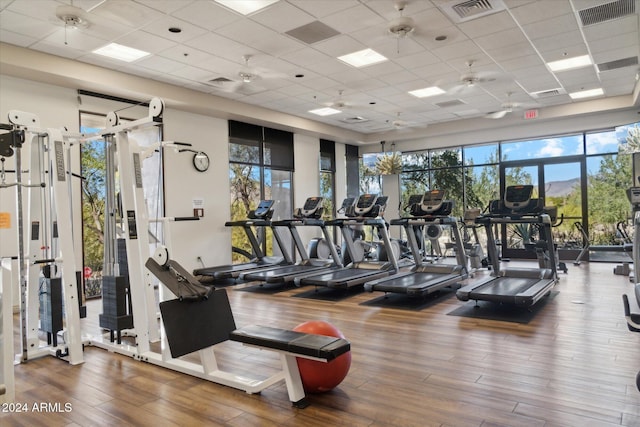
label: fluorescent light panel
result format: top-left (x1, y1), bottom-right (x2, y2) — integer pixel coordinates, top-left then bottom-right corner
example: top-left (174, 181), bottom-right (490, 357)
top-left (547, 54), bottom-right (592, 72)
top-left (92, 43), bottom-right (149, 62)
top-left (408, 86), bottom-right (446, 98)
top-left (214, 0), bottom-right (279, 15)
top-left (309, 107), bottom-right (341, 116)
top-left (569, 88), bottom-right (604, 99)
top-left (338, 48), bottom-right (388, 68)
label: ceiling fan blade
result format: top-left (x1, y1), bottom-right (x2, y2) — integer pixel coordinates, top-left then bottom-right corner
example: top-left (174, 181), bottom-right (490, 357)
top-left (485, 110), bottom-right (509, 119)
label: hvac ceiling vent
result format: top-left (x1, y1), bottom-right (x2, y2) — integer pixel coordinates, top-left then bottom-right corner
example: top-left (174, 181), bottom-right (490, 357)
top-left (286, 21), bottom-right (340, 44)
top-left (439, 0), bottom-right (506, 23)
top-left (578, 0), bottom-right (635, 26)
top-left (435, 99), bottom-right (466, 108)
top-left (205, 77), bottom-right (234, 85)
top-left (529, 88), bottom-right (566, 99)
top-left (340, 116), bottom-right (370, 124)
top-left (597, 56), bottom-right (638, 72)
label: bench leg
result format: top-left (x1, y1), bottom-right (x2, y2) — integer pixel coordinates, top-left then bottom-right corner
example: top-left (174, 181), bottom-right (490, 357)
top-left (280, 353), bottom-right (309, 408)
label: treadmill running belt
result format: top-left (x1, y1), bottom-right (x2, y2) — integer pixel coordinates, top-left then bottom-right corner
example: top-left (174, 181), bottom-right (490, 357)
top-left (368, 272), bottom-right (461, 296)
top-left (470, 277), bottom-right (539, 296)
top-left (301, 268), bottom-right (389, 288)
top-left (243, 264), bottom-right (327, 283)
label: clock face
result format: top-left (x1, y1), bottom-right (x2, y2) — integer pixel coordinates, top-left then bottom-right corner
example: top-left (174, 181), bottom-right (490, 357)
top-left (193, 152), bottom-right (209, 172)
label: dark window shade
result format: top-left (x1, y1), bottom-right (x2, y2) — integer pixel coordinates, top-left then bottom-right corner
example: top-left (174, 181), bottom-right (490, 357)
top-left (229, 120), bottom-right (262, 141)
top-left (345, 144), bottom-right (359, 159)
top-left (345, 144), bottom-right (360, 198)
top-left (263, 127), bottom-right (294, 170)
top-left (320, 139), bottom-right (335, 172)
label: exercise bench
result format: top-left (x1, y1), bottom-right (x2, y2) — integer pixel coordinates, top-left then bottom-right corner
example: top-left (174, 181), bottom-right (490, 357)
top-left (147, 251), bottom-right (351, 408)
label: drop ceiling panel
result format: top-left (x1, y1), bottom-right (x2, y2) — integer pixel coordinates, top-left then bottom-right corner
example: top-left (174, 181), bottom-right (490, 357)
top-left (90, 0), bottom-right (165, 30)
top-left (290, 0), bottom-right (361, 19)
top-left (508, 0), bottom-right (574, 25)
top-left (588, 31), bottom-right (640, 54)
top-left (583, 14), bottom-right (638, 40)
top-left (251, 1), bottom-right (315, 33)
top-left (114, 30), bottom-right (177, 55)
top-left (322, 3), bottom-right (386, 34)
top-left (530, 30), bottom-right (585, 54)
top-left (5, 0), bottom-right (59, 21)
top-left (141, 16), bottom-right (209, 43)
top-left (171, 1), bottom-right (241, 31)
top-left (312, 34), bottom-right (365, 57)
top-left (135, 0), bottom-right (197, 14)
top-left (0, 29), bottom-right (36, 47)
top-left (0, 9), bottom-right (57, 39)
top-left (457, 11), bottom-right (517, 39)
top-left (473, 28), bottom-right (531, 51)
top-left (592, 45), bottom-right (639, 64)
top-left (431, 39), bottom-right (485, 61)
top-left (523, 13), bottom-right (582, 39)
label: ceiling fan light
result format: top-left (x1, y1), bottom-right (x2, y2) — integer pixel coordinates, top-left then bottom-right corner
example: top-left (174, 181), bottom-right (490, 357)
top-left (239, 72), bottom-right (255, 83)
top-left (388, 16), bottom-right (415, 38)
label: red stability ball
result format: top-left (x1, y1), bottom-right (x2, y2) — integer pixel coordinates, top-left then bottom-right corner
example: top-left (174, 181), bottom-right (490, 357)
top-left (293, 320), bottom-right (351, 393)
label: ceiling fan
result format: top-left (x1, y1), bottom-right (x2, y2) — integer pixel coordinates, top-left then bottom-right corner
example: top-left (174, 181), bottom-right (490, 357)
top-left (207, 55), bottom-right (285, 95)
top-left (323, 90), bottom-right (359, 109)
top-left (445, 60), bottom-right (500, 94)
top-left (485, 93), bottom-right (524, 119)
top-left (384, 112), bottom-right (427, 132)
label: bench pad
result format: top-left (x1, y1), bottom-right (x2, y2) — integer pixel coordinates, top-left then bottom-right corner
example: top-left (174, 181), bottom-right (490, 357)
top-left (230, 325), bottom-right (350, 361)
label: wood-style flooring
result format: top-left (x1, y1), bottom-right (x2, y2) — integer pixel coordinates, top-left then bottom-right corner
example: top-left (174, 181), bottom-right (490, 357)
top-left (2, 261), bottom-right (639, 426)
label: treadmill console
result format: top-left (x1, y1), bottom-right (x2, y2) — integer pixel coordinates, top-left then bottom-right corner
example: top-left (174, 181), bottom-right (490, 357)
top-left (627, 187), bottom-right (640, 207)
top-left (410, 190), bottom-right (454, 217)
top-left (295, 196), bottom-right (324, 219)
top-left (503, 185), bottom-right (533, 210)
top-left (488, 185), bottom-right (543, 217)
top-left (248, 200), bottom-right (275, 219)
top-left (354, 194), bottom-right (378, 216)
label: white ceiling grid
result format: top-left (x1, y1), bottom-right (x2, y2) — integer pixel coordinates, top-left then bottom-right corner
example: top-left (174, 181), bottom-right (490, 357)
top-left (0, 0), bottom-right (638, 139)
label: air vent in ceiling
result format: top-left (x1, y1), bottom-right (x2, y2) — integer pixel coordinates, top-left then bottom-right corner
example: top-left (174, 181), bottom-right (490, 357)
top-left (597, 56), bottom-right (638, 72)
top-left (529, 88), bottom-right (566, 99)
top-left (340, 116), bottom-right (369, 124)
top-left (435, 99), bottom-right (466, 108)
top-left (578, 0), bottom-right (635, 26)
top-left (205, 77), bottom-right (234, 85)
top-left (286, 21), bottom-right (340, 44)
top-left (439, 0), bottom-right (506, 23)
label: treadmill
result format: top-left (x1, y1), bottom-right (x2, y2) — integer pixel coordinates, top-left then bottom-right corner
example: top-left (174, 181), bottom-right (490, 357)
top-left (241, 197), bottom-right (342, 284)
top-left (297, 194), bottom-right (399, 289)
top-left (456, 185), bottom-right (558, 307)
top-left (365, 190), bottom-right (468, 297)
top-left (193, 200), bottom-right (293, 280)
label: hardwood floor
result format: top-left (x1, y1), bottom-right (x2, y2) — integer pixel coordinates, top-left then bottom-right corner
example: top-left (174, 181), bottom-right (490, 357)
top-left (2, 261), bottom-right (639, 426)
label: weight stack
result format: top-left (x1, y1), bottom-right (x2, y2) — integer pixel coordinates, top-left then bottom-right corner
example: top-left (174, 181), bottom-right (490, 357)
top-left (39, 277), bottom-right (63, 346)
top-left (99, 275), bottom-right (134, 344)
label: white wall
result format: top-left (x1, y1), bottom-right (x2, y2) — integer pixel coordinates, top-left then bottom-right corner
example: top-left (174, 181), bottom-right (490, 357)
top-left (162, 108), bottom-right (231, 272)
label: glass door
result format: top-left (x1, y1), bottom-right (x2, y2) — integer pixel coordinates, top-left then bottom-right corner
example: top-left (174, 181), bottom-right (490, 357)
top-left (500, 159), bottom-right (585, 261)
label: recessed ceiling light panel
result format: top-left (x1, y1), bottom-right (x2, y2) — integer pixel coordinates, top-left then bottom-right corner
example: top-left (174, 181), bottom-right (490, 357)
top-left (569, 88), bottom-right (604, 99)
top-left (309, 107), bottom-right (342, 116)
top-left (338, 48), bottom-right (388, 68)
top-left (408, 86), bottom-right (446, 98)
top-left (92, 43), bottom-right (150, 62)
top-left (547, 55), bottom-right (592, 72)
top-left (214, 0), bottom-right (279, 15)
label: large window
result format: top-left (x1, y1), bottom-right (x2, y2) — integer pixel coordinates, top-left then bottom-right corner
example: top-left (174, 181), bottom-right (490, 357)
top-left (228, 121), bottom-right (293, 263)
top-left (364, 122), bottom-right (637, 261)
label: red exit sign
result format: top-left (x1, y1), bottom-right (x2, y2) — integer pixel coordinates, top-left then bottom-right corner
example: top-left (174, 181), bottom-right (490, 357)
top-left (524, 109), bottom-right (538, 119)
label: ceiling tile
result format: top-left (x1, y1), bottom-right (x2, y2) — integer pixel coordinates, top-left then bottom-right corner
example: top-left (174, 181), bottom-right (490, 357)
top-left (457, 11), bottom-right (517, 39)
top-left (251, 1), bottom-right (315, 32)
top-left (171, 1), bottom-right (241, 31)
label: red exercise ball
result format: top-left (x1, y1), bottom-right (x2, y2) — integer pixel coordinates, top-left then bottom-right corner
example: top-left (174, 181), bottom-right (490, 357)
top-left (293, 320), bottom-right (351, 393)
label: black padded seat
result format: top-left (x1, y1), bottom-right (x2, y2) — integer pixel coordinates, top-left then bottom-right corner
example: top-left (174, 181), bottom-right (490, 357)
top-left (230, 325), bottom-right (350, 361)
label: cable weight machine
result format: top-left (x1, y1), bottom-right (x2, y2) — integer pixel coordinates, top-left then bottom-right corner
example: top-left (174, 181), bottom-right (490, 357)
top-left (0, 113), bottom-right (86, 374)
